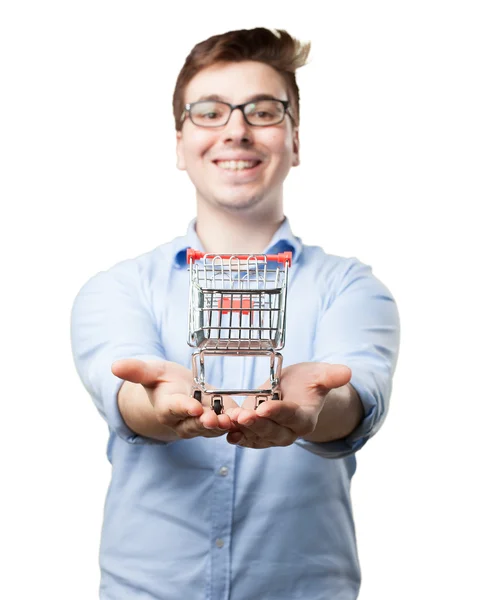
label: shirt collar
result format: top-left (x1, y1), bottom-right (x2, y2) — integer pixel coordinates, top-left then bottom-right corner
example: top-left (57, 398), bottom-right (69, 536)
top-left (173, 217), bottom-right (303, 268)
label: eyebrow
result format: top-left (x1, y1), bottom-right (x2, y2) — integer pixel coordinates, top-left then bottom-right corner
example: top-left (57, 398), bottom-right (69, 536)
top-left (194, 94), bottom-right (284, 103)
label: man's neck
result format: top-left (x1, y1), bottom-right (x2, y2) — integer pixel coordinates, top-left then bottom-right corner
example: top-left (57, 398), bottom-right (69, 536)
top-left (195, 200), bottom-right (285, 254)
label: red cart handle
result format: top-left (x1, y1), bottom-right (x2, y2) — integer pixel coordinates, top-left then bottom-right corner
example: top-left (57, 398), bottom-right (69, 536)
top-left (186, 248), bottom-right (292, 266)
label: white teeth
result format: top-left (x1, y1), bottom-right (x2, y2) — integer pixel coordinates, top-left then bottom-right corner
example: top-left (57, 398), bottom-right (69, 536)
top-left (216, 160), bottom-right (258, 170)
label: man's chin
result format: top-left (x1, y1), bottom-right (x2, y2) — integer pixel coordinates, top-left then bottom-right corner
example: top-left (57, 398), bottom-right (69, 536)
top-left (212, 194), bottom-right (264, 213)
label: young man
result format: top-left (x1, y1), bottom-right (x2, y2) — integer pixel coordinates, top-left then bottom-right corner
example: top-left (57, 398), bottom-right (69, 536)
top-left (71, 28), bottom-right (400, 600)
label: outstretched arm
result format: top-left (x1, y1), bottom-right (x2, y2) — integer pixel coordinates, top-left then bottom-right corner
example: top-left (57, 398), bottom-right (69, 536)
top-left (226, 259), bottom-right (399, 453)
top-left (71, 264), bottom-right (240, 445)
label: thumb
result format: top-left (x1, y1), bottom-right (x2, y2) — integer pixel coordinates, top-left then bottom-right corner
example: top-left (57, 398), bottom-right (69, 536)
top-left (111, 358), bottom-right (165, 388)
top-left (311, 363), bottom-right (352, 392)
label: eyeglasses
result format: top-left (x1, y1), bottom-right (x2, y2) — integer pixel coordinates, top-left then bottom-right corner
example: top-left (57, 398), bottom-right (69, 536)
top-left (181, 99), bottom-right (292, 128)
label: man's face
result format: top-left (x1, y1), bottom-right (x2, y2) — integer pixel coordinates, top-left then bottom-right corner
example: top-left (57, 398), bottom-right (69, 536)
top-left (176, 60), bottom-right (299, 214)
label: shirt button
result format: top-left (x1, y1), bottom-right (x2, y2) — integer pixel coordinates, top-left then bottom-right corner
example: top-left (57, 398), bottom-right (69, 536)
top-left (218, 466), bottom-right (229, 477)
top-left (216, 538), bottom-right (224, 548)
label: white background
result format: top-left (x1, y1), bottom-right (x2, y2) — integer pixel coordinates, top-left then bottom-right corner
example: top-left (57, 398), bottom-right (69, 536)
top-left (1, 1), bottom-right (478, 598)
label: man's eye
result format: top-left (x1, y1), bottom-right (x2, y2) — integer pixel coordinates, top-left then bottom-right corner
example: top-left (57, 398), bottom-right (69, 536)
top-left (252, 111), bottom-right (276, 121)
top-left (196, 110), bottom-right (223, 120)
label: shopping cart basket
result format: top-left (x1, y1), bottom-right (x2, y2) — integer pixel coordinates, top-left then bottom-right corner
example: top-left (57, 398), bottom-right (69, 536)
top-left (187, 249), bottom-right (292, 414)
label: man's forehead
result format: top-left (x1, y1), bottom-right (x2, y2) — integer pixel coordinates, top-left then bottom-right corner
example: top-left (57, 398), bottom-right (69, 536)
top-left (184, 61), bottom-right (287, 102)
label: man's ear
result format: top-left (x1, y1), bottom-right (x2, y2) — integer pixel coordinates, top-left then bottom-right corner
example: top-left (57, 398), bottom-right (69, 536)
top-left (292, 127), bottom-right (300, 167)
top-left (176, 131), bottom-right (186, 171)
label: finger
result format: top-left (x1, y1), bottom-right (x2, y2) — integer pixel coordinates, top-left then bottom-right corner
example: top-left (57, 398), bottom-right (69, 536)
top-left (226, 421), bottom-right (257, 445)
top-left (199, 410), bottom-right (233, 431)
top-left (227, 422), bottom-right (273, 447)
top-left (239, 437), bottom-right (275, 450)
top-left (225, 406), bottom-right (242, 421)
top-left (111, 358), bottom-right (176, 387)
top-left (243, 417), bottom-right (296, 446)
top-left (112, 358), bottom-right (191, 389)
top-left (111, 358), bottom-right (162, 386)
top-left (255, 400), bottom-right (316, 435)
top-left (235, 408), bottom-right (259, 428)
top-left (227, 426), bottom-right (260, 445)
top-left (217, 413), bottom-right (234, 429)
top-left (229, 431), bottom-right (285, 450)
top-left (227, 431), bottom-right (244, 445)
top-left (308, 363), bottom-right (352, 392)
top-left (154, 393), bottom-right (204, 427)
top-left (175, 417), bottom-right (222, 439)
top-left (232, 408), bottom-right (297, 445)
top-left (175, 415), bottom-right (230, 439)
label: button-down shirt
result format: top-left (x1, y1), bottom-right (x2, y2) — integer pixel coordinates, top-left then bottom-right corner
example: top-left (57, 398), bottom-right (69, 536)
top-left (71, 218), bottom-right (400, 600)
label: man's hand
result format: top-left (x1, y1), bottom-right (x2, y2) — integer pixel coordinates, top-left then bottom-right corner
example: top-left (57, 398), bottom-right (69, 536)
top-left (112, 359), bottom-right (239, 440)
top-left (225, 362), bottom-right (354, 449)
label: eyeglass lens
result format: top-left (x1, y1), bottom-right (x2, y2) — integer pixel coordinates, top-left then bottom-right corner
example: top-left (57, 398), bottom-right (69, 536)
top-left (189, 100), bottom-right (285, 127)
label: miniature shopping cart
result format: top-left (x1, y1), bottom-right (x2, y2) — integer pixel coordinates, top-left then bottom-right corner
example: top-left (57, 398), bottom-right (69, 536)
top-left (187, 249), bottom-right (292, 415)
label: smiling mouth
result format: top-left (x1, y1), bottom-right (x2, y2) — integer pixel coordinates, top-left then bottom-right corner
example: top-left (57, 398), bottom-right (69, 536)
top-left (214, 159), bottom-right (262, 171)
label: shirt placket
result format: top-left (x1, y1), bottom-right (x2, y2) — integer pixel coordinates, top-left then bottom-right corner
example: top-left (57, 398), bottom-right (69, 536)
top-left (207, 266), bottom-right (262, 600)
top-left (208, 354), bottom-right (237, 600)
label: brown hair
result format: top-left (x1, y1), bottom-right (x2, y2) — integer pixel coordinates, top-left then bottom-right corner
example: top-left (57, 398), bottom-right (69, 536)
top-left (172, 28), bottom-right (311, 131)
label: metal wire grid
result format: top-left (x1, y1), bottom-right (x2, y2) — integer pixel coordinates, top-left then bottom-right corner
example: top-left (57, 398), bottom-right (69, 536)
top-left (188, 255), bottom-right (287, 350)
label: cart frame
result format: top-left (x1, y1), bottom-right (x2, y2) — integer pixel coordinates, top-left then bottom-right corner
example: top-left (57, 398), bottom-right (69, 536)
top-left (187, 249), bottom-right (292, 414)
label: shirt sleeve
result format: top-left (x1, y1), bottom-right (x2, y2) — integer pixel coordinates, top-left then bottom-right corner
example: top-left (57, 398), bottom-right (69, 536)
top-left (70, 259), bottom-right (168, 445)
top-left (295, 258), bottom-right (400, 459)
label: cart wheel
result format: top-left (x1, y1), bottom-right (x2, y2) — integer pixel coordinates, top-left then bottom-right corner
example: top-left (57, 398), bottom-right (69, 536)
top-left (213, 398), bottom-right (222, 415)
top-left (193, 390), bottom-right (202, 403)
top-left (272, 392), bottom-right (280, 401)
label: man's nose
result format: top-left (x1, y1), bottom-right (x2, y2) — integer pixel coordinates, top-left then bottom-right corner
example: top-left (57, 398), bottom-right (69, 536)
top-left (222, 107), bottom-right (252, 143)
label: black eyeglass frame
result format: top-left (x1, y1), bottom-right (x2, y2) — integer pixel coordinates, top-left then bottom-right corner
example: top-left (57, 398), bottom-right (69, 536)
top-left (180, 99), bottom-right (293, 128)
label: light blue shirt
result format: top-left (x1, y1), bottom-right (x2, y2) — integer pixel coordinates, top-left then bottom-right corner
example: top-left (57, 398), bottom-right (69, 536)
top-left (71, 218), bottom-right (400, 600)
